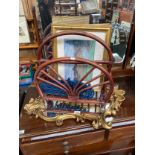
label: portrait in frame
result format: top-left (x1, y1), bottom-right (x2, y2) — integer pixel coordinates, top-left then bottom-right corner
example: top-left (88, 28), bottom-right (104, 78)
top-left (51, 24), bottom-right (112, 88)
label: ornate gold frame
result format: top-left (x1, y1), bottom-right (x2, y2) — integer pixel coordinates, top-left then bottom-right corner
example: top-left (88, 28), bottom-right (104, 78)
top-left (24, 87), bottom-right (125, 130)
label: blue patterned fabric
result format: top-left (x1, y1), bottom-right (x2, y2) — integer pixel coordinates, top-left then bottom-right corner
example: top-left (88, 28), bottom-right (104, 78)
top-left (39, 78), bottom-right (94, 99)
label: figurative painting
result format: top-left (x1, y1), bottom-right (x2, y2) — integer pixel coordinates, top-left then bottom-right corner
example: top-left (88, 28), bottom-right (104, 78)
top-left (63, 39), bottom-right (96, 81)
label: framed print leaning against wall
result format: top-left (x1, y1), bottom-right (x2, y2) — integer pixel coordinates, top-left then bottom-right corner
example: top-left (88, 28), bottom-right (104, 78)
top-left (52, 24), bottom-right (112, 60)
top-left (51, 24), bottom-right (112, 89)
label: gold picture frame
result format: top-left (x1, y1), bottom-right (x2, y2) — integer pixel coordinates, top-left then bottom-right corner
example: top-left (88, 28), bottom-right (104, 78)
top-left (52, 24), bottom-right (112, 60)
top-left (51, 24), bottom-right (112, 91)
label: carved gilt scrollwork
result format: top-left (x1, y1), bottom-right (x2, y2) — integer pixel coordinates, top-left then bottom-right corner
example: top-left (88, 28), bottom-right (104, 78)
top-left (24, 87), bottom-right (125, 130)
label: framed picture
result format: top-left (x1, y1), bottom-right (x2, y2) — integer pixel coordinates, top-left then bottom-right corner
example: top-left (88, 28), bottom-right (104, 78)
top-left (19, 64), bottom-right (33, 79)
top-left (111, 10), bottom-right (120, 23)
top-left (52, 24), bottom-right (111, 59)
top-left (52, 16), bottom-right (90, 25)
top-left (52, 24), bottom-right (112, 89)
top-left (19, 16), bottom-right (30, 44)
top-left (80, 0), bottom-right (99, 14)
top-left (19, 0), bottom-right (25, 16)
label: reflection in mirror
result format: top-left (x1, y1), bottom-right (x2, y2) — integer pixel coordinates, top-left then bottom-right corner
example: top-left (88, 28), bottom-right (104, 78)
top-left (111, 21), bottom-right (131, 63)
top-left (37, 0), bottom-right (135, 64)
top-left (103, 0), bottom-right (135, 64)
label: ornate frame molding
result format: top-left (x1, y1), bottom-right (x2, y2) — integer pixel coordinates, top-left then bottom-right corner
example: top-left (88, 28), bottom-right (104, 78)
top-left (24, 87), bottom-right (125, 129)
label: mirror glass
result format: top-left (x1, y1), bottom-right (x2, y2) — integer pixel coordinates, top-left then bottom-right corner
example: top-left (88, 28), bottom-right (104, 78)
top-left (102, 0), bottom-right (135, 63)
top-left (37, 0), bottom-right (135, 64)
